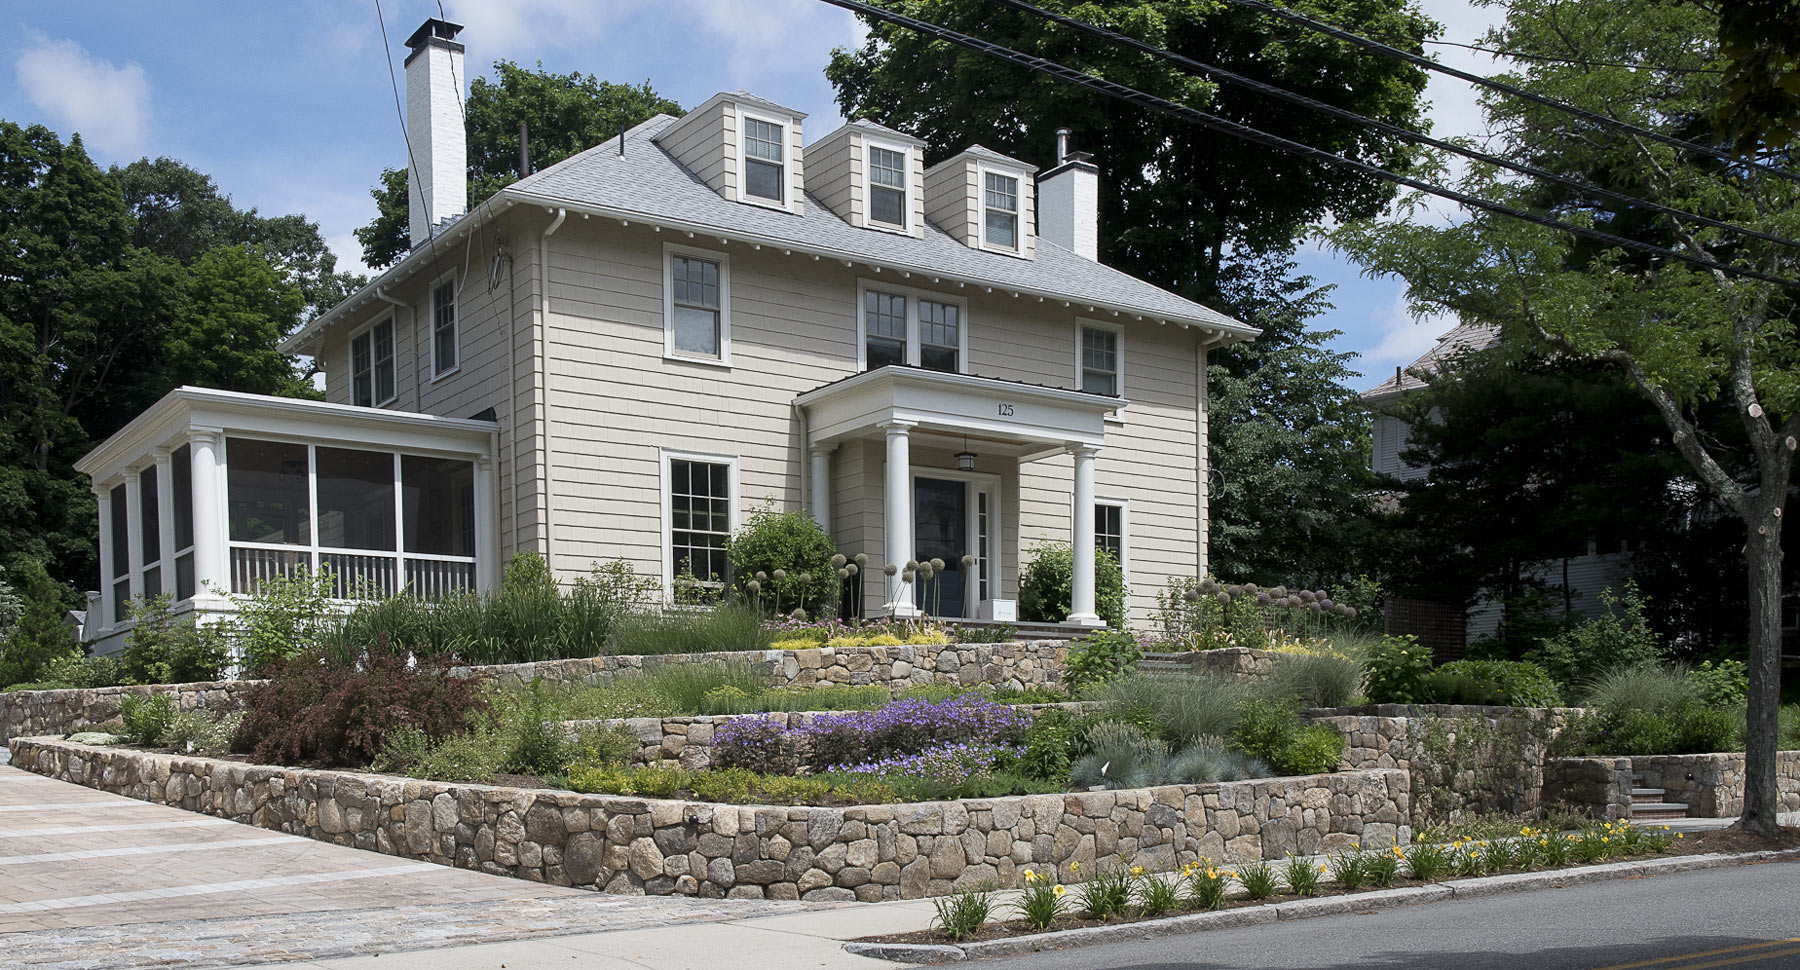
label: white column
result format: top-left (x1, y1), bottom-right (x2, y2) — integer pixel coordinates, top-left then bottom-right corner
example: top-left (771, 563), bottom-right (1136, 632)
top-left (1067, 445), bottom-right (1103, 626)
top-left (154, 450), bottom-right (176, 594)
top-left (94, 485), bottom-right (114, 628)
top-left (881, 420), bottom-right (918, 618)
top-left (474, 455), bottom-right (498, 593)
top-left (124, 471), bottom-right (145, 605)
top-left (189, 430), bottom-right (228, 600)
top-left (809, 444), bottom-right (835, 533)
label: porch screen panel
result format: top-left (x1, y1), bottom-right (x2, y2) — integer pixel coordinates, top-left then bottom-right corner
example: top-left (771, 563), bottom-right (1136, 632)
top-left (669, 458), bottom-right (730, 587)
top-left (316, 447), bottom-right (396, 552)
top-left (172, 445), bottom-right (195, 600)
top-left (227, 438), bottom-right (310, 545)
top-left (865, 290), bottom-right (906, 369)
top-left (109, 485), bottom-right (129, 620)
top-left (402, 456), bottom-right (475, 556)
top-left (138, 467), bottom-right (161, 598)
top-left (920, 300), bottom-right (960, 372)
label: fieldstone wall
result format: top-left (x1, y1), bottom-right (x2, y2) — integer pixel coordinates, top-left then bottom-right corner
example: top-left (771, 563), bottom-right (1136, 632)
top-left (1542, 757), bottom-right (1633, 820)
top-left (0, 641), bottom-right (1068, 746)
top-left (10, 737), bottom-right (1408, 902)
top-left (0, 681), bottom-right (255, 746)
top-left (1631, 751), bottom-right (1800, 817)
top-left (1155, 647), bottom-right (1282, 680)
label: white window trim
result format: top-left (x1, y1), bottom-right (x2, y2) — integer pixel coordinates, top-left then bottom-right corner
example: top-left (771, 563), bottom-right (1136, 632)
top-left (349, 316), bottom-right (398, 408)
top-left (662, 242), bottom-right (733, 368)
top-left (861, 136), bottom-right (915, 235)
top-left (1093, 497), bottom-right (1130, 585)
top-left (855, 279), bottom-right (970, 374)
top-left (1075, 317), bottom-right (1127, 423)
top-left (428, 271), bottom-right (460, 382)
top-left (657, 448), bottom-right (740, 603)
top-left (976, 162), bottom-right (1028, 256)
top-left (736, 107), bottom-right (796, 212)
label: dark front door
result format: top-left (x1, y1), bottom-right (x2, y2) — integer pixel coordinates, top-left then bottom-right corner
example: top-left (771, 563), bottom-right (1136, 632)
top-left (914, 477), bottom-right (967, 618)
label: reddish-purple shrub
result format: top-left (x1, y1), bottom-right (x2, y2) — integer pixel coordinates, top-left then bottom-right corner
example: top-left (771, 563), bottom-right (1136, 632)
top-left (233, 639), bottom-right (487, 767)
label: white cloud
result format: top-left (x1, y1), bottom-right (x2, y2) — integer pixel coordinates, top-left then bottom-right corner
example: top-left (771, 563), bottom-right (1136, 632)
top-left (1362, 290), bottom-right (1456, 372)
top-left (13, 31), bottom-right (151, 158)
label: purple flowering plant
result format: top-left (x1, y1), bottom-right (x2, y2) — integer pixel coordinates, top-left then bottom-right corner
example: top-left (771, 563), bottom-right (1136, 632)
top-left (804, 694), bottom-right (1032, 770)
top-left (829, 740), bottom-right (1025, 783)
top-left (713, 714), bottom-right (803, 775)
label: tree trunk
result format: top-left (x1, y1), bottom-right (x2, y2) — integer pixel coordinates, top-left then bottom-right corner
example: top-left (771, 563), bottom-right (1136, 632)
top-left (1738, 493), bottom-right (1785, 837)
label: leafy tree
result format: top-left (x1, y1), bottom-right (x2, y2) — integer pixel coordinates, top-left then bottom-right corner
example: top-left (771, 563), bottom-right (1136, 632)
top-left (825, 0), bottom-right (1435, 306)
top-left (1333, 0), bottom-right (1799, 833)
top-left (0, 558), bottom-right (78, 687)
top-left (1717, 0), bottom-right (1800, 154)
top-left (357, 62), bottom-right (681, 268)
top-left (1207, 265), bottom-right (1372, 585)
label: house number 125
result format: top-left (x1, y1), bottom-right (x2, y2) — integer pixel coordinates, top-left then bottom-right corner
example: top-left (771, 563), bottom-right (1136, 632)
top-left (996, 403), bottom-right (1016, 417)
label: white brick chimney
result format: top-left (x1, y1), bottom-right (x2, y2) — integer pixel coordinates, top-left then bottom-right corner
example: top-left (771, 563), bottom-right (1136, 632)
top-left (1037, 128), bottom-right (1099, 261)
top-left (404, 18), bottom-right (466, 248)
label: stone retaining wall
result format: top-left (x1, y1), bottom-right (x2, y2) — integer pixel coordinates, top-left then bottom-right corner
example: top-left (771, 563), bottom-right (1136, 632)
top-left (0, 641), bottom-right (1068, 745)
top-left (0, 681), bottom-right (255, 746)
top-left (1629, 751), bottom-right (1800, 817)
top-left (10, 737), bottom-right (1408, 902)
top-left (1542, 756), bottom-right (1633, 820)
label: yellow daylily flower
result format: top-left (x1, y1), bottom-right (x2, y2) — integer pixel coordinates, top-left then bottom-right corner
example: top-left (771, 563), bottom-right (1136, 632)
top-left (1053, 884), bottom-right (1067, 897)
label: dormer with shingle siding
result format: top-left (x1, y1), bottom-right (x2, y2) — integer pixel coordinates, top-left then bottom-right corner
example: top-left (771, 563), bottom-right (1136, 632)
top-left (653, 90), bottom-right (806, 217)
top-left (809, 120), bottom-right (928, 238)
top-left (924, 146), bottom-right (1036, 259)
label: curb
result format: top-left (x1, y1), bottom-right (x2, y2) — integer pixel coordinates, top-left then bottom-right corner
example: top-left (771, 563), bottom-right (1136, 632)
top-left (843, 848), bottom-right (1800, 964)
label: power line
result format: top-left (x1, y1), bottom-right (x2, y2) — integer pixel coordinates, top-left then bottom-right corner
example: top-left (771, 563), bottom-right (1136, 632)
top-left (992, 0), bottom-right (1800, 253)
top-left (374, 0), bottom-right (440, 257)
top-left (1421, 38), bottom-right (1724, 75)
top-left (817, 0), bottom-right (1795, 287)
top-left (1216, 0), bottom-right (1798, 184)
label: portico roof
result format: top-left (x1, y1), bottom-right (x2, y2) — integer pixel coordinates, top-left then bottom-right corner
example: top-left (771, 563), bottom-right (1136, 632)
top-left (796, 366), bottom-right (1122, 455)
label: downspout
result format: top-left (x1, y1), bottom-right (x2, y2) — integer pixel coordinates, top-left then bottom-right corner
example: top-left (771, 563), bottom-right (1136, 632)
top-left (537, 207), bottom-right (567, 568)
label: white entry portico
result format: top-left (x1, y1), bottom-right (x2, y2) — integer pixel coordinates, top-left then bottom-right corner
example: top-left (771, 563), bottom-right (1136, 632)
top-left (797, 365), bottom-right (1121, 624)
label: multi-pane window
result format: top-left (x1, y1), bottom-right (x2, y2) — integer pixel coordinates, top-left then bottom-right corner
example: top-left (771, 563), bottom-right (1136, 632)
top-left (868, 146), bottom-right (907, 227)
top-left (984, 172), bottom-right (1019, 250)
top-left (432, 280), bottom-right (457, 377)
top-left (351, 318), bottom-right (396, 407)
top-left (669, 458), bottom-right (731, 589)
top-left (919, 300), bottom-right (960, 373)
top-left (1096, 503), bottom-right (1125, 564)
top-left (865, 290), bottom-right (907, 369)
top-left (743, 118), bottom-right (785, 202)
top-left (670, 255), bottom-right (723, 357)
top-left (1081, 325), bottom-right (1120, 395)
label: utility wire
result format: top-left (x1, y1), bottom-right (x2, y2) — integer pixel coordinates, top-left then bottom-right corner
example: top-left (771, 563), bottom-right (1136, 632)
top-left (374, 0), bottom-right (440, 258)
top-left (817, 0), bottom-right (1795, 287)
top-left (1422, 38), bottom-right (1724, 74)
top-left (992, 0), bottom-right (1800, 253)
top-left (1217, 0), bottom-right (1798, 183)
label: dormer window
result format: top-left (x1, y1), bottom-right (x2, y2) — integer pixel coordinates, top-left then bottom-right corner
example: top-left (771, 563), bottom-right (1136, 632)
top-left (743, 117), bottom-right (786, 203)
top-left (983, 171), bottom-right (1020, 251)
top-left (869, 146), bottom-right (907, 228)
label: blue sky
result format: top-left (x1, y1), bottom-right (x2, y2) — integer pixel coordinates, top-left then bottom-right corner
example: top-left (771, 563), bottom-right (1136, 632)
top-left (3, 1), bottom-right (1500, 390)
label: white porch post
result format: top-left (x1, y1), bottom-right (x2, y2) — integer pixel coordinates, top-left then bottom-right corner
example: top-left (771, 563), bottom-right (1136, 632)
top-left (94, 485), bottom-right (114, 628)
top-left (1067, 445), bottom-right (1103, 626)
top-left (809, 444), bottom-right (834, 533)
top-left (475, 455), bottom-right (498, 593)
top-left (124, 471), bottom-right (145, 606)
top-left (189, 430), bottom-right (228, 600)
top-left (153, 450), bottom-right (176, 595)
top-left (881, 420), bottom-right (919, 617)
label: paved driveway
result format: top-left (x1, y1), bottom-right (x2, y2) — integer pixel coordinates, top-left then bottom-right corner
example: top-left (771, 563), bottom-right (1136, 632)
top-left (0, 763), bottom-right (812, 969)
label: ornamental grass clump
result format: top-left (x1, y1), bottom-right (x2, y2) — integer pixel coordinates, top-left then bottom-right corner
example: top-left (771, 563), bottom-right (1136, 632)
top-left (1367, 847), bottom-right (1401, 887)
top-left (1236, 859), bottom-right (1280, 900)
top-left (1135, 871), bottom-right (1183, 917)
top-left (1401, 842), bottom-right (1451, 881)
top-left (1014, 868), bottom-right (1070, 929)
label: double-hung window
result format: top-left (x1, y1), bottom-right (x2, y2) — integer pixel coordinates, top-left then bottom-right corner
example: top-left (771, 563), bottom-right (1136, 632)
top-left (351, 317), bottom-right (396, 407)
top-left (860, 283), bottom-right (967, 374)
top-left (1079, 323), bottom-right (1122, 396)
top-left (1095, 502), bottom-right (1126, 565)
top-left (868, 145), bottom-right (907, 228)
top-left (666, 246), bottom-right (729, 362)
top-left (743, 116), bottom-right (786, 204)
top-left (431, 278), bottom-right (458, 378)
top-left (983, 171), bottom-right (1020, 250)
top-left (666, 456), bottom-right (734, 595)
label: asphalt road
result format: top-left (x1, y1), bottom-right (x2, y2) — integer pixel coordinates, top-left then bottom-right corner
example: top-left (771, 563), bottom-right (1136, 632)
top-left (966, 858), bottom-right (1800, 970)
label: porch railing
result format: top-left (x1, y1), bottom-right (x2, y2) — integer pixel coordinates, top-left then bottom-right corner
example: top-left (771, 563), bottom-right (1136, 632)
top-left (229, 544), bottom-right (477, 599)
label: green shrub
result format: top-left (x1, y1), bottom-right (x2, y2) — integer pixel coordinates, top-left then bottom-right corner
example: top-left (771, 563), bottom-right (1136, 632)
top-left (1262, 652), bottom-right (1364, 708)
top-left (4, 653), bottom-right (128, 691)
top-left (952, 623), bottom-right (1017, 644)
top-left (1431, 660), bottom-right (1561, 708)
top-left (157, 709), bottom-right (242, 756)
top-left (1064, 627), bottom-right (1142, 693)
top-left (118, 693), bottom-right (178, 746)
top-left (1230, 697), bottom-right (1341, 775)
top-left (1555, 698), bottom-right (1744, 757)
top-left (1018, 543), bottom-right (1126, 628)
top-left (1689, 659), bottom-right (1749, 707)
top-left (1420, 671), bottom-right (1506, 706)
top-left (1362, 635), bottom-right (1434, 704)
top-left (233, 566), bottom-right (338, 676)
top-left (0, 558), bottom-right (79, 688)
top-left (1526, 583), bottom-right (1662, 691)
top-left (1281, 724), bottom-right (1347, 775)
top-left (647, 661), bottom-right (774, 713)
top-left (504, 683), bottom-right (572, 776)
top-left (727, 504), bottom-right (839, 616)
top-left (1779, 705), bottom-right (1800, 750)
top-left (122, 596), bottom-right (231, 685)
top-left (1015, 708), bottom-right (1080, 782)
top-left (609, 604), bottom-right (769, 656)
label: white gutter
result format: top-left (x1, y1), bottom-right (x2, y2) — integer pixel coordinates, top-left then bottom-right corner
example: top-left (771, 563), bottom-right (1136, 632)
top-left (537, 207), bottom-right (567, 568)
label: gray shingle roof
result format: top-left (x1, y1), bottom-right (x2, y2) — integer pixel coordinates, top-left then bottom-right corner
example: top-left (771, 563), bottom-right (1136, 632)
top-left (504, 114), bottom-right (1252, 336)
top-left (1361, 323), bottom-right (1500, 400)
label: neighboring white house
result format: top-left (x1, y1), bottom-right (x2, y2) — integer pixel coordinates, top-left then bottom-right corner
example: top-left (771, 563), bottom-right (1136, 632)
top-left (1362, 323), bottom-right (1632, 648)
top-left (75, 19), bottom-right (1257, 654)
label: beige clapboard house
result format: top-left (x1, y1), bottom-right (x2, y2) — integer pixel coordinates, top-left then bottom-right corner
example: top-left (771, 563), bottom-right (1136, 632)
top-left (74, 19), bottom-right (1256, 653)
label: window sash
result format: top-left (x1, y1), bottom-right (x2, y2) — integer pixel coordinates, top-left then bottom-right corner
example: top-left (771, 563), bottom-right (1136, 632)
top-left (869, 147), bottom-right (906, 226)
top-left (432, 281), bottom-right (457, 375)
top-left (984, 172), bottom-right (1019, 249)
top-left (1081, 327), bottom-right (1119, 395)
top-left (919, 299), bottom-right (960, 373)
top-left (1095, 503), bottom-right (1124, 561)
top-left (669, 458), bottom-right (731, 586)
top-left (744, 118), bottom-right (785, 203)
top-left (352, 320), bottom-right (396, 406)
top-left (671, 255), bottom-right (723, 357)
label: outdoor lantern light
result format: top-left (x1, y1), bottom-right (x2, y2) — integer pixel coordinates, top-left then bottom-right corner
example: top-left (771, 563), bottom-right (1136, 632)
top-left (955, 435), bottom-right (976, 471)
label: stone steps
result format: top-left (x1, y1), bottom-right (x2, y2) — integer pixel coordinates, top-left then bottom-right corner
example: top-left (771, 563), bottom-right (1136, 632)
top-left (1628, 778), bottom-right (1688, 820)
